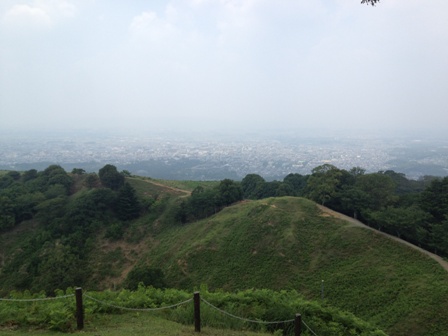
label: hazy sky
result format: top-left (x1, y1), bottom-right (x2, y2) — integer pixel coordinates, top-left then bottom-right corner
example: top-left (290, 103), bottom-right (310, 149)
top-left (1, 0), bottom-right (447, 135)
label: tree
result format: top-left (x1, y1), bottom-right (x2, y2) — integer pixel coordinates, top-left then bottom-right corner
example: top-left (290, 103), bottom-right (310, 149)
top-left (121, 170), bottom-right (132, 177)
top-left (355, 173), bottom-right (397, 211)
top-left (349, 167), bottom-right (366, 177)
top-left (41, 165), bottom-right (72, 194)
top-left (45, 184), bottom-right (68, 199)
top-left (420, 177), bottom-right (448, 222)
top-left (98, 164), bottom-right (125, 190)
top-left (124, 264), bottom-right (166, 290)
top-left (0, 195), bottom-right (15, 231)
top-left (305, 164), bottom-right (343, 205)
top-left (430, 218), bottom-right (448, 256)
top-left (35, 196), bottom-right (67, 226)
top-left (6, 171), bottom-right (21, 181)
top-left (283, 173), bottom-right (307, 196)
top-left (37, 243), bottom-right (89, 294)
top-left (71, 168), bottom-right (86, 175)
top-left (186, 187), bottom-right (218, 221)
top-left (369, 206), bottom-right (430, 240)
top-left (337, 186), bottom-right (371, 219)
top-left (115, 182), bottom-right (141, 220)
top-left (84, 173), bottom-right (100, 189)
top-left (22, 169), bottom-right (38, 182)
top-left (216, 179), bottom-right (243, 206)
top-left (14, 192), bottom-right (45, 223)
top-left (241, 174), bottom-right (265, 199)
top-left (361, 0), bottom-right (380, 5)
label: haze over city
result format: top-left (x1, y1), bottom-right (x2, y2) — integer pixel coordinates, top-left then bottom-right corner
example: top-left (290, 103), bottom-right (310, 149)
top-left (1, 0), bottom-right (447, 135)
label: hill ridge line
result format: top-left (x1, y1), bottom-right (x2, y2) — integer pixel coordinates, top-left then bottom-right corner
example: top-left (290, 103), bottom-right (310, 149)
top-left (317, 204), bottom-right (448, 272)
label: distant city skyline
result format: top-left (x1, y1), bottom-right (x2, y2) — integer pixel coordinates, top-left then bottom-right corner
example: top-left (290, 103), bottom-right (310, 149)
top-left (2, 130), bottom-right (447, 180)
top-left (1, 0), bottom-right (448, 134)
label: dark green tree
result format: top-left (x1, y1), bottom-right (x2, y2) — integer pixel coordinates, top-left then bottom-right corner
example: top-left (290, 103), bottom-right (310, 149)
top-left (98, 164), bottom-right (125, 190)
top-left (355, 173), bottom-right (397, 211)
top-left (35, 196), bottom-right (68, 226)
top-left (241, 174), bottom-right (265, 199)
top-left (305, 164), bottom-right (343, 205)
top-left (216, 179), bottom-right (243, 206)
top-left (84, 173), bottom-right (100, 189)
top-left (115, 182), bottom-right (141, 220)
top-left (71, 168), bottom-right (86, 175)
top-left (6, 171), bottom-right (21, 180)
top-left (420, 177), bottom-right (448, 222)
top-left (0, 195), bottom-right (15, 231)
top-left (430, 218), bottom-right (448, 255)
top-left (368, 206), bottom-right (430, 240)
top-left (361, 0), bottom-right (379, 5)
top-left (22, 169), bottom-right (38, 182)
top-left (37, 243), bottom-right (89, 294)
top-left (124, 264), bottom-right (166, 290)
top-left (283, 173), bottom-right (307, 196)
top-left (188, 187), bottom-right (218, 220)
top-left (14, 192), bottom-right (45, 222)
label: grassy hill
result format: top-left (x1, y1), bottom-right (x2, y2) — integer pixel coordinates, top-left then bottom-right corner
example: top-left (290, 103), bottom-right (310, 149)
top-left (133, 194), bottom-right (448, 336)
top-left (1, 175), bottom-right (448, 335)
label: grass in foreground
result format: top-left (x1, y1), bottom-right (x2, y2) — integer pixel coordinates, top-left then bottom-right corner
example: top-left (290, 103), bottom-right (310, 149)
top-left (0, 313), bottom-right (271, 336)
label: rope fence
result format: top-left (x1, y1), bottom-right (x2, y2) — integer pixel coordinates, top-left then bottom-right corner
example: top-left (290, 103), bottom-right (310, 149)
top-left (0, 288), bottom-right (319, 335)
top-left (201, 297), bottom-right (295, 325)
top-left (84, 293), bottom-right (192, 312)
top-left (0, 294), bottom-right (74, 302)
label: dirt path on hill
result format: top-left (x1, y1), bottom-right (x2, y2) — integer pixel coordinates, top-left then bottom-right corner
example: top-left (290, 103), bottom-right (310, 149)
top-left (139, 178), bottom-right (191, 197)
top-left (151, 181), bottom-right (191, 196)
top-left (317, 205), bottom-right (448, 272)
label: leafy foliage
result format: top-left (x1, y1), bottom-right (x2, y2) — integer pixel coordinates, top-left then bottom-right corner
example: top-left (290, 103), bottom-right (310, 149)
top-left (177, 179), bottom-right (243, 223)
top-left (98, 164), bottom-right (125, 190)
top-left (0, 287), bottom-right (387, 335)
top-left (0, 165), bottom-right (150, 295)
top-left (361, 0), bottom-right (380, 5)
top-left (115, 182), bottom-right (141, 220)
top-left (124, 265), bottom-right (166, 290)
top-left (1, 163), bottom-right (448, 336)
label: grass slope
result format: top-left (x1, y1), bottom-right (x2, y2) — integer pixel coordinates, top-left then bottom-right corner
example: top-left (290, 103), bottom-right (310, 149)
top-left (0, 313), bottom-right (270, 336)
top-left (2, 176), bottom-right (448, 336)
top-left (140, 196), bottom-right (448, 336)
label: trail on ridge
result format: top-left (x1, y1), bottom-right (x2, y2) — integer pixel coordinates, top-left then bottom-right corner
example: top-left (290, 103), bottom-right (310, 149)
top-left (317, 205), bottom-right (448, 272)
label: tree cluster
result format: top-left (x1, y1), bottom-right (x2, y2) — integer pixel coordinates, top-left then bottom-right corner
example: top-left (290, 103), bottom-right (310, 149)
top-left (234, 165), bottom-right (447, 257)
top-left (361, 0), bottom-right (380, 5)
top-left (0, 164), bottom-right (142, 294)
top-left (177, 179), bottom-right (243, 223)
top-left (176, 163), bottom-right (448, 256)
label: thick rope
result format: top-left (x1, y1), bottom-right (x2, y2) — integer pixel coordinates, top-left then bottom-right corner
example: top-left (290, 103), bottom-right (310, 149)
top-left (201, 297), bottom-right (295, 325)
top-left (302, 319), bottom-right (319, 336)
top-left (0, 294), bottom-right (74, 302)
top-left (84, 294), bottom-right (192, 312)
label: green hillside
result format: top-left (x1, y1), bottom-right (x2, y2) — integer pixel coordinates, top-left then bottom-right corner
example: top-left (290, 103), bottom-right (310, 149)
top-left (140, 197), bottom-right (448, 336)
top-left (1, 168), bottom-right (448, 336)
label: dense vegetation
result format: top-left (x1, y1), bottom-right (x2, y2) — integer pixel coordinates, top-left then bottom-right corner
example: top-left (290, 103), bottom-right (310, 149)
top-left (238, 165), bottom-right (448, 257)
top-left (0, 165), bottom-right (143, 293)
top-left (0, 286), bottom-right (386, 335)
top-left (175, 164), bottom-right (448, 257)
top-left (1, 164), bottom-right (448, 336)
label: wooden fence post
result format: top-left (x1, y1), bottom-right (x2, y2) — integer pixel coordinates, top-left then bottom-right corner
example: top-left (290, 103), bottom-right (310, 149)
top-left (194, 291), bottom-right (201, 332)
top-left (295, 313), bottom-right (301, 336)
top-left (75, 287), bottom-right (84, 330)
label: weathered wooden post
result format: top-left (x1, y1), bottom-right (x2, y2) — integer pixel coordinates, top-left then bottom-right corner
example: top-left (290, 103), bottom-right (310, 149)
top-left (294, 313), bottom-right (302, 336)
top-left (194, 291), bottom-right (201, 332)
top-left (75, 287), bottom-right (84, 330)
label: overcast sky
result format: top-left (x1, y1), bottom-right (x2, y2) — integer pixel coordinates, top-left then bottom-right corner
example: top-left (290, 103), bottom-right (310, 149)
top-left (1, 0), bottom-right (447, 135)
